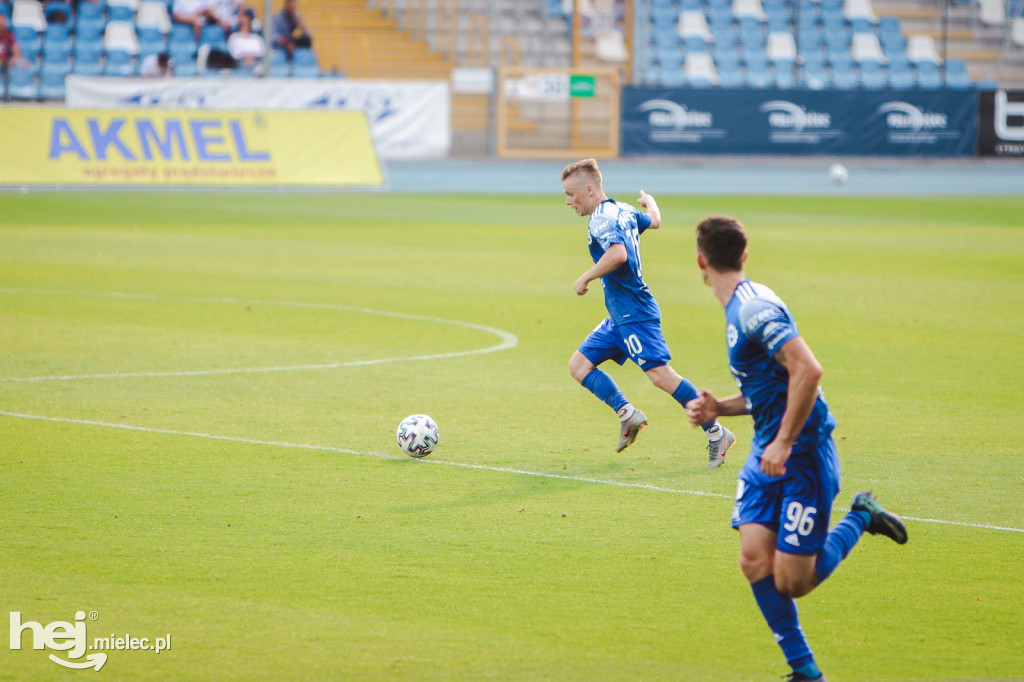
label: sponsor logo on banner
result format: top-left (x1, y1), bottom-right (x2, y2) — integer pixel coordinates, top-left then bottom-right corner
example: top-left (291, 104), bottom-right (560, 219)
top-left (635, 98), bottom-right (724, 143)
top-left (877, 101), bottom-right (957, 144)
top-left (978, 90), bottom-right (1024, 156)
top-left (759, 100), bottom-right (842, 144)
top-left (0, 108), bottom-right (383, 186)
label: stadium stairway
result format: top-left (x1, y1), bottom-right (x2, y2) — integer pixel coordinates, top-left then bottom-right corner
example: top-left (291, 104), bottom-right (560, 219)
top-left (300, 0), bottom-right (489, 155)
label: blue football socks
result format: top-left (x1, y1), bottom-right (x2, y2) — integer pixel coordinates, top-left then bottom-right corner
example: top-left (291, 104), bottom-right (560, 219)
top-left (750, 575), bottom-right (815, 670)
top-left (815, 509), bottom-right (870, 584)
top-left (582, 369), bottom-right (629, 413)
top-left (672, 378), bottom-right (718, 432)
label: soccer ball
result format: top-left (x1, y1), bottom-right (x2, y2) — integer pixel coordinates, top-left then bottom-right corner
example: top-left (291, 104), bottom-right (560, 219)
top-left (396, 414), bottom-right (439, 458)
top-left (828, 163), bottom-right (849, 185)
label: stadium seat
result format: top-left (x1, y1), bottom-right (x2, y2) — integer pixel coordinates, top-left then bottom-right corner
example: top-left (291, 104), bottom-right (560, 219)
top-left (38, 64), bottom-right (66, 98)
top-left (858, 60), bottom-right (886, 87)
top-left (944, 58), bottom-right (974, 89)
top-left (138, 26), bottom-right (167, 58)
top-left (976, 0), bottom-right (1006, 27)
top-left (887, 65), bottom-right (914, 89)
top-left (915, 62), bottom-right (942, 89)
top-left (685, 51), bottom-right (720, 85)
top-left (105, 21), bottom-right (140, 55)
top-left (907, 35), bottom-right (941, 64)
top-left (107, 4), bottom-right (136, 22)
top-left (851, 32), bottom-right (886, 64)
top-left (137, 0), bottom-right (172, 33)
top-left (11, 0), bottom-right (45, 31)
top-left (774, 58), bottom-right (797, 87)
top-left (844, 0), bottom-right (877, 23)
top-left (744, 53), bottom-right (772, 86)
top-left (71, 40), bottom-right (103, 75)
top-left (679, 10), bottom-right (713, 41)
top-left (733, 0), bottom-right (767, 21)
top-left (171, 53), bottom-right (197, 76)
top-left (12, 24), bottom-right (40, 56)
top-left (718, 62), bottom-right (745, 86)
top-left (42, 22), bottom-right (70, 51)
top-left (103, 48), bottom-right (136, 76)
top-left (41, 38), bottom-right (70, 66)
top-left (830, 61), bottom-right (858, 88)
top-left (7, 63), bottom-right (37, 99)
top-left (766, 31), bottom-right (797, 62)
top-left (800, 62), bottom-right (829, 88)
top-left (269, 47), bottom-right (290, 76)
top-left (291, 47), bottom-right (320, 77)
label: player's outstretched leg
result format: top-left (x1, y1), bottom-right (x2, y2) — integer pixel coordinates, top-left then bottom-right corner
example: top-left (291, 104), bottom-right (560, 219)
top-left (705, 425), bottom-right (735, 468)
top-left (616, 405), bottom-right (648, 452)
top-left (851, 491), bottom-right (908, 545)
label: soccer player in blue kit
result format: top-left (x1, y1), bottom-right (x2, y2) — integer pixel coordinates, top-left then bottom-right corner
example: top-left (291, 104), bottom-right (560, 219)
top-left (686, 215), bottom-right (908, 681)
top-left (561, 158), bottom-right (735, 465)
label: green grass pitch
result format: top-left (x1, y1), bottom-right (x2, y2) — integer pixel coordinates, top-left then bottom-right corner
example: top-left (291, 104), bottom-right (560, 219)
top-left (1, 190), bottom-right (1022, 681)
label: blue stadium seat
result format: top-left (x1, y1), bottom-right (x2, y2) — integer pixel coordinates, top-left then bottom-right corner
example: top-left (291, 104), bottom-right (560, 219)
top-left (944, 58), bottom-right (974, 89)
top-left (72, 40), bottom-right (103, 75)
top-left (291, 47), bottom-right (320, 77)
top-left (858, 61), bottom-right (886, 88)
top-left (199, 23), bottom-right (227, 49)
top-left (800, 63), bottom-right (829, 89)
top-left (718, 63), bottom-right (745, 86)
top-left (7, 64), bottom-right (38, 99)
top-left (138, 26), bottom-right (167, 58)
top-left (774, 59), bottom-right (797, 87)
top-left (915, 62), bottom-right (942, 89)
top-left (171, 53), bottom-right (197, 76)
top-left (13, 25), bottom-right (40, 56)
top-left (43, 23), bottom-right (71, 50)
top-left (39, 64), bottom-right (67, 98)
top-left (744, 53), bottom-right (772, 87)
top-left (830, 62), bottom-right (858, 88)
top-left (269, 46), bottom-right (290, 77)
top-left (42, 40), bottom-right (71, 66)
top-left (103, 48), bottom-right (136, 76)
top-left (107, 4), bottom-right (135, 22)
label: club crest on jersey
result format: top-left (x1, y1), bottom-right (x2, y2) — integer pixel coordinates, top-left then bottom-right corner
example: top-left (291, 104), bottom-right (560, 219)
top-left (727, 324), bottom-right (739, 348)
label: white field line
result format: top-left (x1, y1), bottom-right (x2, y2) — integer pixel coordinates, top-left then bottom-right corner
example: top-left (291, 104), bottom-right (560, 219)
top-left (2, 288), bottom-right (1022, 535)
top-left (0, 289), bottom-right (519, 382)
top-left (0, 410), bottom-right (1021, 535)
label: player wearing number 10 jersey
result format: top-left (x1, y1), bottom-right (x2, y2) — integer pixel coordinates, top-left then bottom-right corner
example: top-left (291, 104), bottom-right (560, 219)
top-left (686, 214), bottom-right (908, 682)
top-left (560, 158), bottom-right (733, 464)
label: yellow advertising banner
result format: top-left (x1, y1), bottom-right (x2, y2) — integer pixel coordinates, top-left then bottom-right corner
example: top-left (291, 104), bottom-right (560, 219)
top-left (0, 108), bottom-right (384, 187)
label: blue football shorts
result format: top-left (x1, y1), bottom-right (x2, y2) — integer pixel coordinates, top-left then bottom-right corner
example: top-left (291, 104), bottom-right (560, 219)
top-left (578, 318), bottom-right (672, 371)
top-left (731, 438), bottom-right (841, 556)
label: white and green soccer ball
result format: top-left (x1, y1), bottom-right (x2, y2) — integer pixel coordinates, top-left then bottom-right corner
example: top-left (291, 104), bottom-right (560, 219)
top-left (396, 414), bottom-right (439, 458)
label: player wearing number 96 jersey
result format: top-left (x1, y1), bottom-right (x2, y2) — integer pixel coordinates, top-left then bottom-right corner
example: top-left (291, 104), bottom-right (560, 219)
top-left (561, 158), bottom-right (733, 462)
top-left (687, 214), bottom-right (908, 682)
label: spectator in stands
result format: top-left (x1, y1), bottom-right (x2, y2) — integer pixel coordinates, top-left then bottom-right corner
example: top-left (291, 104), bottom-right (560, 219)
top-left (44, 0), bottom-right (70, 24)
top-left (213, 0), bottom-right (248, 33)
top-left (0, 13), bottom-right (20, 70)
top-left (141, 51), bottom-right (174, 77)
top-left (227, 10), bottom-right (264, 70)
top-left (173, 0), bottom-right (232, 41)
top-left (272, 0), bottom-right (312, 58)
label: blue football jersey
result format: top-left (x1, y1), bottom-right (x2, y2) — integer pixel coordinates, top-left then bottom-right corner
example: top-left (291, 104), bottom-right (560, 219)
top-left (725, 280), bottom-right (835, 455)
top-left (587, 198), bottom-right (660, 326)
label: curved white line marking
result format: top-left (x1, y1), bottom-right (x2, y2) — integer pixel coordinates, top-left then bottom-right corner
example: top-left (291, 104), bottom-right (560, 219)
top-left (0, 288), bottom-right (518, 382)
top-left (0, 410), bottom-right (1020, 534)
top-left (2, 290), bottom-right (1020, 535)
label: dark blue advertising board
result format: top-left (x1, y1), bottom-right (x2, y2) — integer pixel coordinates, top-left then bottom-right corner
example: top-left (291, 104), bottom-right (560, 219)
top-left (622, 87), bottom-right (978, 157)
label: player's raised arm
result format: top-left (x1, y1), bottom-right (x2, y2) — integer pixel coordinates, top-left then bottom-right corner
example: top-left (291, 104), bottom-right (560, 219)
top-left (637, 190), bottom-right (661, 229)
